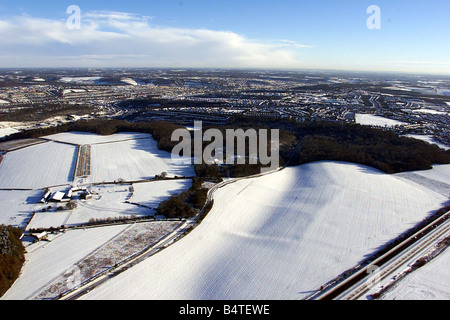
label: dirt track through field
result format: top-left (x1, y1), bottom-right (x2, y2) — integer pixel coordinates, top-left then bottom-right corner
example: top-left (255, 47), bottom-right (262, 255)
top-left (75, 145), bottom-right (91, 177)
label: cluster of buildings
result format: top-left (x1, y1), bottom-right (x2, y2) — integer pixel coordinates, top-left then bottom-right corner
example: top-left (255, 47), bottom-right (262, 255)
top-left (40, 187), bottom-right (92, 204)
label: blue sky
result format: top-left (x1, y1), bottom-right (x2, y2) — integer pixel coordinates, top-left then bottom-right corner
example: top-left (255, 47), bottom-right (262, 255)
top-left (0, 0), bottom-right (449, 74)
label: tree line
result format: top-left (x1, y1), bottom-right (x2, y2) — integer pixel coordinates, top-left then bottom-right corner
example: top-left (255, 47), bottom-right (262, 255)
top-left (1, 119), bottom-right (184, 153)
top-left (290, 120), bottom-right (450, 173)
top-left (156, 178), bottom-right (209, 219)
top-left (0, 225), bottom-right (25, 297)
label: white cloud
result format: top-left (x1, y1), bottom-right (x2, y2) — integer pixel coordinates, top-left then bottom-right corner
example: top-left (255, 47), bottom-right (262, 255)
top-left (0, 11), bottom-right (310, 68)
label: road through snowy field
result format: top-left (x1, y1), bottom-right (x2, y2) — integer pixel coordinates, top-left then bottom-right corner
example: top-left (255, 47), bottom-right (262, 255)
top-left (82, 161), bottom-right (448, 300)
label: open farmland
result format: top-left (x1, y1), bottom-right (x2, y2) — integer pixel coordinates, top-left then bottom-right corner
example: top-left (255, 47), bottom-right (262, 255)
top-left (0, 190), bottom-right (42, 228)
top-left (28, 221), bottom-right (182, 300)
top-left (43, 131), bottom-right (154, 145)
top-left (129, 180), bottom-right (193, 209)
top-left (88, 138), bottom-right (195, 183)
top-left (75, 145), bottom-right (91, 177)
top-left (0, 127), bottom-right (18, 138)
top-left (355, 113), bottom-right (407, 127)
top-left (63, 185), bottom-right (151, 226)
top-left (0, 138), bottom-right (47, 152)
top-left (1, 224), bottom-right (130, 300)
top-left (0, 131), bottom-right (195, 230)
top-left (0, 130), bottom-right (197, 300)
top-left (379, 245), bottom-right (450, 300)
top-left (403, 134), bottom-right (450, 150)
top-left (0, 141), bottom-right (77, 189)
top-left (395, 164), bottom-right (450, 197)
top-left (81, 161), bottom-right (448, 300)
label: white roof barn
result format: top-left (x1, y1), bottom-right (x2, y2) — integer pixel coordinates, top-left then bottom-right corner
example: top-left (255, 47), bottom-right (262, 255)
top-left (51, 191), bottom-right (65, 202)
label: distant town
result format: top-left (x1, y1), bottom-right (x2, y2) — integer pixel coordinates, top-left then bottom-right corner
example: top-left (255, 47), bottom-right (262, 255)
top-left (1, 68), bottom-right (449, 148)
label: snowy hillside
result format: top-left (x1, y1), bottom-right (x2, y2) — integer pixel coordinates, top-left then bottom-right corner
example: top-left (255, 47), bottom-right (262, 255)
top-left (81, 161), bottom-right (448, 300)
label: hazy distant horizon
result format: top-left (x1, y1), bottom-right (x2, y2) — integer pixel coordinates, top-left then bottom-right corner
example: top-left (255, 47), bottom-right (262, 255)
top-left (2, 67), bottom-right (450, 78)
top-left (1, 0), bottom-right (449, 75)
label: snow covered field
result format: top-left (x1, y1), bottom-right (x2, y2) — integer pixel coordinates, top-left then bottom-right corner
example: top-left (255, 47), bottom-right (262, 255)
top-left (129, 180), bottom-right (192, 208)
top-left (2, 128), bottom-right (448, 300)
top-left (45, 131), bottom-right (195, 183)
top-left (81, 161), bottom-right (448, 300)
top-left (395, 164), bottom-right (450, 197)
top-left (0, 131), bottom-right (194, 188)
top-left (0, 132), bottom-right (195, 229)
top-left (0, 141), bottom-right (77, 189)
top-left (0, 126), bottom-right (18, 138)
top-left (2, 221), bottom-right (183, 300)
top-left (412, 108), bottom-right (448, 115)
top-left (63, 185), bottom-right (151, 226)
top-left (0, 131), bottom-right (199, 300)
top-left (1, 225), bottom-right (129, 300)
top-left (355, 113), bottom-right (407, 127)
top-left (380, 247), bottom-right (450, 300)
top-left (44, 131), bottom-right (153, 145)
top-left (88, 138), bottom-right (194, 183)
top-left (29, 221), bottom-right (181, 300)
top-left (59, 77), bottom-right (102, 84)
top-left (0, 190), bottom-right (42, 228)
top-left (404, 134), bottom-right (450, 150)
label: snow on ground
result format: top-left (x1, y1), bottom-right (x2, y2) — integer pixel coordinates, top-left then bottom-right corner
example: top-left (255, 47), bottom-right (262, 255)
top-left (0, 190), bottom-right (42, 228)
top-left (62, 89), bottom-right (87, 95)
top-left (121, 78), bottom-right (138, 86)
top-left (59, 77), bottom-right (102, 84)
top-left (0, 126), bottom-right (18, 138)
top-left (43, 131), bottom-right (153, 145)
top-left (129, 180), bottom-right (192, 208)
top-left (64, 185), bottom-right (152, 226)
top-left (23, 181), bottom-right (193, 229)
top-left (355, 113), bottom-right (407, 127)
top-left (82, 161), bottom-right (448, 300)
top-left (88, 138), bottom-right (194, 183)
top-left (1, 224), bottom-right (129, 300)
top-left (27, 210), bottom-right (72, 230)
top-left (412, 109), bottom-right (448, 115)
top-left (404, 134), bottom-right (450, 150)
top-left (395, 164), bottom-right (450, 197)
top-left (380, 247), bottom-right (450, 300)
top-left (29, 221), bottom-right (182, 300)
top-left (0, 141), bottom-right (77, 189)
top-left (42, 132), bottom-right (195, 182)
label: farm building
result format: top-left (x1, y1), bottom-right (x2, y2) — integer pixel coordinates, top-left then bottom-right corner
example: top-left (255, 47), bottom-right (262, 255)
top-left (50, 190), bottom-right (72, 202)
top-left (51, 191), bottom-right (66, 202)
top-left (40, 190), bottom-right (52, 203)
